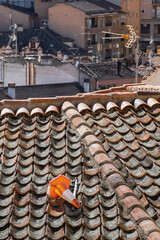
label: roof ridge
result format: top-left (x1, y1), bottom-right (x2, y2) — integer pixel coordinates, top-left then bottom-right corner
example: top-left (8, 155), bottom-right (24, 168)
top-left (62, 101), bottom-right (160, 238)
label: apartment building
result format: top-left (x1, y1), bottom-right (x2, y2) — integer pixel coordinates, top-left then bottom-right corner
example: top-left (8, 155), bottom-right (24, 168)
top-left (49, 1), bottom-right (127, 61)
top-left (141, 0), bottom-right (160, 51)
top-left (121, 0), bottom-right (141, 35)
top-left (35, 0), bottom-right (61, 27)
top-left (0, 3), bottom-right (37, 31)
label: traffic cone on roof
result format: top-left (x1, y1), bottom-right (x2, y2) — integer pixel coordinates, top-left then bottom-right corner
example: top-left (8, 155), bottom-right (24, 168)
top-left (47, 175), bottom-right (81, 208)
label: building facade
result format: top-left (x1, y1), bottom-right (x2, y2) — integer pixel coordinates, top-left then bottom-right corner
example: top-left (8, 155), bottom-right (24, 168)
top-left (0, 58), bottom-right (86, 88)
top-left (34, 0), bottom-right (61, 27)
top-left (49, 2), bottom-right (127, 61)
top-left (141, 0), bottom-right (160, 51)
top-left (121, 0), bottom-right (141, 55)
top-left (0, 4), bottom-right (37, 31)
top-left (121, 0), bottom-right (141, 35)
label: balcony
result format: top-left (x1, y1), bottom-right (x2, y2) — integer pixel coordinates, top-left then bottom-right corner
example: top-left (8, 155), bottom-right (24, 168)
top-left (152, 13), bottom-right (160, 18)
top-left (154, 33), bottom-right (160, 37)
top-left (105, 22), bottom-right (112, 27)
top-left (153, 0), bottom-right (160, 4)
top-left (86, 18), bottom-right (98, 29)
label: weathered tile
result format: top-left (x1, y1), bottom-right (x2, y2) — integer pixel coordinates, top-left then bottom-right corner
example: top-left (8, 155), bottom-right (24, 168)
top-left (0, 97), bottom-right (160, 240)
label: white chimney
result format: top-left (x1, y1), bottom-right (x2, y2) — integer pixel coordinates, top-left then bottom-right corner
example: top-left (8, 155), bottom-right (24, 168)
top-left (8, 83), bottom-right (16, 99)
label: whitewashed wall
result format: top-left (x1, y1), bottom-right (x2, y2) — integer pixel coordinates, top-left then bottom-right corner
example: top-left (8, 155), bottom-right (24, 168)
top-left (0, 63), bottom-right (26, 87)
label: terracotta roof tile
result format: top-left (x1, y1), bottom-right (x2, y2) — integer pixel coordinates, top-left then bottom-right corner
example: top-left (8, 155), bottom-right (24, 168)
top-left (147, 231), bottom-right (160, 240)
top-left (0, 89), bottom-right (160, 239)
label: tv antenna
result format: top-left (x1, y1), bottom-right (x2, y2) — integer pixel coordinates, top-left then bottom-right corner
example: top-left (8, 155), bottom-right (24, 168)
top-left (102, 25), bottom-right (138, 48)
top-left (102, 25), bottom-right (139, 83)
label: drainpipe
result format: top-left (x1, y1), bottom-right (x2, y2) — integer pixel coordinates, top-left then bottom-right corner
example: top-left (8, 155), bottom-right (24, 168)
top-left (26, 61), bottom-right (30, 85)
top-left (96, 79), bottom-right (99, 90)
top-left (8, 83), bottom-right (16, 99)
top-left (30, 61), bottom-right (34, 85)
top-left (1, 60), bottom-right (4, 86)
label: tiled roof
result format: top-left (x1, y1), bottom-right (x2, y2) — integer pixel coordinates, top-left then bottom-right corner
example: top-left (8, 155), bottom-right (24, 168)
top-left (79, 62), bottom-right (136, 79)
top-left (87, 0), bottom-right (122, 11)
top-left (0, 28), bottom-right (86, 56)
top-left (65, 1), bottom-right (106, 13)
top-left (0, 84), bottom-right (160, 239)
top-left (65, 0), bottom-right (124, 15)
top-left (1, 82), bottom-right (84, 100)
top-left (128, 55), bottom-right (160, 79)
top-left (0, 3), bottom-right (37, 16)
top-left (0, 88), bottom-right (9, 99)
top-left (142, 68), bottom-right (160, 86)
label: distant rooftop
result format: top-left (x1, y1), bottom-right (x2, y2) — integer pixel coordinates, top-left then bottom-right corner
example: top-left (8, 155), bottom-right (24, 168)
top-left (66, 1), bottom-right (105, 12)
top-left (87, 0), bottom-right (121, 10)
top-left (0, 28), bottom-right (86, 57)
top-left (1, 82), bottom-right (84, 100)
top-left (65, 0), bottom-right (122, 15)
top-left (104, 0), bottom-right (121, 7)
top-left (79, 62), bottom-right (136, 79)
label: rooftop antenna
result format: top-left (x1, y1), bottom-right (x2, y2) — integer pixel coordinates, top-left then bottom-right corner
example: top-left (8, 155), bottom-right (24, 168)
top-left (7, 23), bottom-right (18, 55)
top-left (102, 25), bottom-right (139, 83)
top-left (10, 1), bottom-right (13, 26)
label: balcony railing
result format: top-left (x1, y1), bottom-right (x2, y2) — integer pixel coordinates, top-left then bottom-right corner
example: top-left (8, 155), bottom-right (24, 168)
top-left (105, 22), bottom-right (112, 26)
top-left (154, 33), bottom-right (160, 37)
top-left (153, 0), bottom-right (160, 4)
top-left (152, 14), bottom-right (160, 18)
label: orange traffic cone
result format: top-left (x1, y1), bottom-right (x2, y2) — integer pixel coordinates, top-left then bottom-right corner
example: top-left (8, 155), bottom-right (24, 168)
top-left (47, 175), bottom-right (81, 208)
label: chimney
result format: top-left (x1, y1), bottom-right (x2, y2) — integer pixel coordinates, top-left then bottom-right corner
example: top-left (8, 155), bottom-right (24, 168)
top-left (117, 60), bottom-right (121, 75)
top-left (57, 51), bottom-right (63, 61)
top-left (8, 83), bottom-right (16, 99)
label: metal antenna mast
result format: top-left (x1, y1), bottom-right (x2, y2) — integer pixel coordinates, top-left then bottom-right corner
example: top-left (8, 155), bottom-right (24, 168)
top-left (102, 25), bottom-right (139, 83)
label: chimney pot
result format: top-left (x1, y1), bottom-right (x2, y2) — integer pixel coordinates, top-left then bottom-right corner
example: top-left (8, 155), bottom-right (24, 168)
top-left (8, 83), bottom-right (16, 99)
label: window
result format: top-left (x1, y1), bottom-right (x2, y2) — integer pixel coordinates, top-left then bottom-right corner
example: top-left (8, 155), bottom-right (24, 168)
top-left (105, 49), bottom-right (112, 59)
top-left (113, 18), bottom-right (116, 26)
top-left (105, 17), bottom-right (112, 26)
top-left (152, 9), bottom-right (155, 18)
top-left (141, 24), bottom-right (150, 34)
top-left (157, 7), bottom-right (160, 18)
top-left (86, 19), bottom-right (91, 28)
top-left (30, 42), bottom-right (36, 49)
top-left (31, 19), bottom-right (34, 28)
top-left (91, 18), bottom-right (98, 28)
top-left (141, 7), bottom-right (145, 13)
top-left (86, 18), bottom-right (98, 28)
top-left (121, 15), bottom-right (125, 25)
top-left (91, 34), bottom-right (98, 45)
top-left (104, 34), bottom-right (112, 43)
top-left (100, 19), bottom-right (103, 27)
top-left (41, 19), bottom-right (48, 26)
